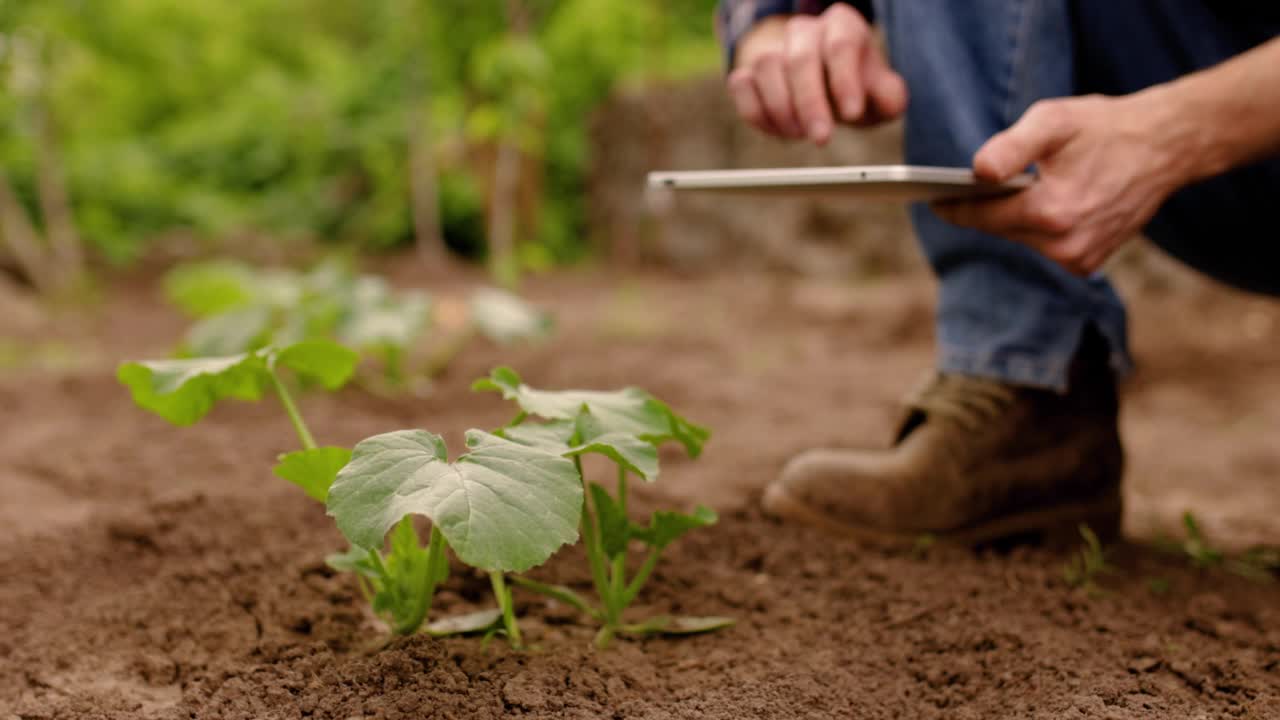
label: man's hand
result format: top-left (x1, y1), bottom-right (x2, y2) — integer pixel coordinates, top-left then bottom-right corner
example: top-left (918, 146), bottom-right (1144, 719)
top-left (727, 4), bottom-right (907, 145)
top-left (932, 92), bottom-right (1200, 276)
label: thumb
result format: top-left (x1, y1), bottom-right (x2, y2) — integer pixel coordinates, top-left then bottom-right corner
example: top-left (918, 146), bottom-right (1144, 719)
top-left (974, 101), bottom-right (1076, 181)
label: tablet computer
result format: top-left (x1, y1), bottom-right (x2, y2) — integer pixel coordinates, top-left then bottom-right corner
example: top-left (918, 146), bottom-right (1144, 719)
top-left (646, 164), bottom-right (1034, 201)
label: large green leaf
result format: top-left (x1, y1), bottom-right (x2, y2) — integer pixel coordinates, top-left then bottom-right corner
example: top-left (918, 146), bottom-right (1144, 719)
top-left (566, 412), bottom-right (660, 481)
top-left (473, 367), bottom-right (710, 457)
top-left (272, 446), bottom-right (353, 502)
top-left (119, 340), bottom-right (358, 426)
top-left (117, 353), bottom-right (268, 426)
top-left (469, 287), bottom-right (553, 344)
top-left (326, 429), bottom-right (583, 573)
top-left (270, 339), bottom-right (360, 390)
top-left (498, 419), bottom-right (576, 452)
top-left (633, 506), bottom-right (718, 549)
top-left (500, 416), bottom-right (659, 482)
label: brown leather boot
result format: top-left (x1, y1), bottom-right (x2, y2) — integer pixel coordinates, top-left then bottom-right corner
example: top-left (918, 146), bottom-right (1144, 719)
top-left (763, 332), bottom-right (1124, 545)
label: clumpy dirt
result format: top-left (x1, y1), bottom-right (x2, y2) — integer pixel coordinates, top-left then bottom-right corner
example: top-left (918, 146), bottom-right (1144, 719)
top-left (2, 261), bottom-right (1278, 719)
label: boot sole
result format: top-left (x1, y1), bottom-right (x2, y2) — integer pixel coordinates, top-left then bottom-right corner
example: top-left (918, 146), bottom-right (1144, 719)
top-left (761, 482), bottom-right (1123, 548)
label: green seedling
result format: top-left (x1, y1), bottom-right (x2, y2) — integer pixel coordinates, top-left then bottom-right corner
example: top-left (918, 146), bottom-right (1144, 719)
top-left (325, 428), bottom-right (584, 645)
top-left (1180, 512), bottom-right (1224, 569)
top-left (1062, 523), bottom-right (1113, 593)
top-left (1146, 577), bottom-right (1172, 596)
top-left (117, 339), bottom-right (358, 501)
top-left (473, 367), bottom-right (733, 648)
top-left (1160, 512), bottom-right (1276, 584)
top-left (117, 337), bottom-right (505, 639)
top-left (326, 517), bottom-right (450, 635)
top-left (164, 259), bottom-right (552, 386)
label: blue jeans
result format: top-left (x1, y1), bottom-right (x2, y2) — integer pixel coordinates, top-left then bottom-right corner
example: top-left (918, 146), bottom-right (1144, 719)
top-left (874, 0), bottom-right (1280, 390)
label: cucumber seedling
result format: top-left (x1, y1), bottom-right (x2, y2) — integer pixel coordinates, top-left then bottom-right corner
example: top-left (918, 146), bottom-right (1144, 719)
top-left (474, 367), bottom-right (733, 648)
top-left (323, 368), bottom-right (732, 649)
top-left (118, 339), bottom-right (490, 638)
top-left (118, 339), bottom-right (359, 502)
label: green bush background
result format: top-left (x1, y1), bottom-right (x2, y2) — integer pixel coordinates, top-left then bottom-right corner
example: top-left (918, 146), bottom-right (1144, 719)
top-left (0, 0), bottom-right (720, 266)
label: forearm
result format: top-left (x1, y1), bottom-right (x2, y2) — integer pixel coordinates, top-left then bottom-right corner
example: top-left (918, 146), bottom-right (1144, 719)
top-left (1149, 37), bottom-right (1280, 185)
top-left (716, 0), bottom-right (873, 69)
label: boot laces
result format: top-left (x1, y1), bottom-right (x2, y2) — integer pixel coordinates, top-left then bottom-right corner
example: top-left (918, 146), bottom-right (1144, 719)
top-left (906, 373), bottom-right (1019, 433)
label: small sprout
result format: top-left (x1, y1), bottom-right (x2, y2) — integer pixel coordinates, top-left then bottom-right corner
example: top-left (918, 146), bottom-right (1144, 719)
top-left (1146, 577), bottom-right (1172, 596)
top-left (1062, 523), bottom-right (1113, 593)
top-left (1181, 511), bottom-right (1224, 569)
top-left (911, 533), bottom-right (936, 559)
top-left (326, 517), bottom-right (449, 636)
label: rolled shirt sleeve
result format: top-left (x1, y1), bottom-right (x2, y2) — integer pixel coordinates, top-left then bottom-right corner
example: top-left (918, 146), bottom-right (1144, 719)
top-left (716, 0), bottom-right (874, 70)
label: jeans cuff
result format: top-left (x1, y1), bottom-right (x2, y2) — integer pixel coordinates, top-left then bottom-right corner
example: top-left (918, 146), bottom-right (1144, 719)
top-left (938, 328), bottom-right (1134, 393)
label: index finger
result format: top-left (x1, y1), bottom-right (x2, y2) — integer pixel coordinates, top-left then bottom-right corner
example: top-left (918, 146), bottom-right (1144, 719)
top-left (820, 9), bottom-right (869, 121)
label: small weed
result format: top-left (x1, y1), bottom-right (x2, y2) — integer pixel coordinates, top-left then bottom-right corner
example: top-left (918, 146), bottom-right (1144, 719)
top-left (1159, 512), bottom-right (1276, 584)
top-left (1062, 524), bottom-right (1113, 592)
top-left (911, 534), bottom-right (936, 559)
top-left (1146, 577), bottom-right (1171, 596)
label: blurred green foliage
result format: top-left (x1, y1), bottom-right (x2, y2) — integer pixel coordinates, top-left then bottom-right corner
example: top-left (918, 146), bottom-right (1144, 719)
top-left (0, 0), bottom-right (719, 265)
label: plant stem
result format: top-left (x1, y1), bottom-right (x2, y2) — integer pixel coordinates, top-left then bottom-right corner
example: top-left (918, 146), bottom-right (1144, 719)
top-left (604, 466), bottom-right (630, 625)
top-left (616, 466), bottom-right (628, 517)
top-left (489, 571), bottom-right (522, 647)
top-left (400, 524), bottom-right (448, 634)
top-left (576, 458), bottom-right (611, 603)
top-left (269, 369), bottom-right (317, 450)
top-left (620, 547), bottom-right (662, 609)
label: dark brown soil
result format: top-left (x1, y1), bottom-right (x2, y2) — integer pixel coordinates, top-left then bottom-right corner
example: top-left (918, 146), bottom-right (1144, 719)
top-left (2, 262), bottom-right (1278, 719)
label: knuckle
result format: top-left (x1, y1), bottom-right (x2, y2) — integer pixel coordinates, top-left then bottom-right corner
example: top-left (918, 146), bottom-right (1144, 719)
top-left (753, 49), bottom-right (784, 71)
top-left (785, 45), bottom-right (817, 70)
top-left (821, 30), bottom-right (859, 56)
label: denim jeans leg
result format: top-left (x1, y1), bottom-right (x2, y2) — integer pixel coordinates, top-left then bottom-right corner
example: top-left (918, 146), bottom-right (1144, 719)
top-left (873, 0), bottom-right (1131, 391)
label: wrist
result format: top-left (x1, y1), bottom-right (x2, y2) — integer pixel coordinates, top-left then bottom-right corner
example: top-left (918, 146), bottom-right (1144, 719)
top-left (1129, 82), bottom-right (1229, 190)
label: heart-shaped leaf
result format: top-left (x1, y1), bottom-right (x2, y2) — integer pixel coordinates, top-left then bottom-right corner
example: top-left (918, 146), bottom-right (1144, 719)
top-left (499, 415), bottom-right (658, 481)
top-left (326, 429), bottom-right (582, 573)
top-left (566, 412), bottom-right (660, 481)
top-left (272, 446), bottom-right (353, 502)
top-left (473, 367), bottom-right (709, 457)
top-left (117, 353), bottom-right (268, 425)
top-left (270, 339), bottom-right (360, 390)
top-left (119, 340), bottom-right (358, 426)
top-left (633, 506), bottom-right (718, 549)
top-left (498, 419), bottom-right (576, 453)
